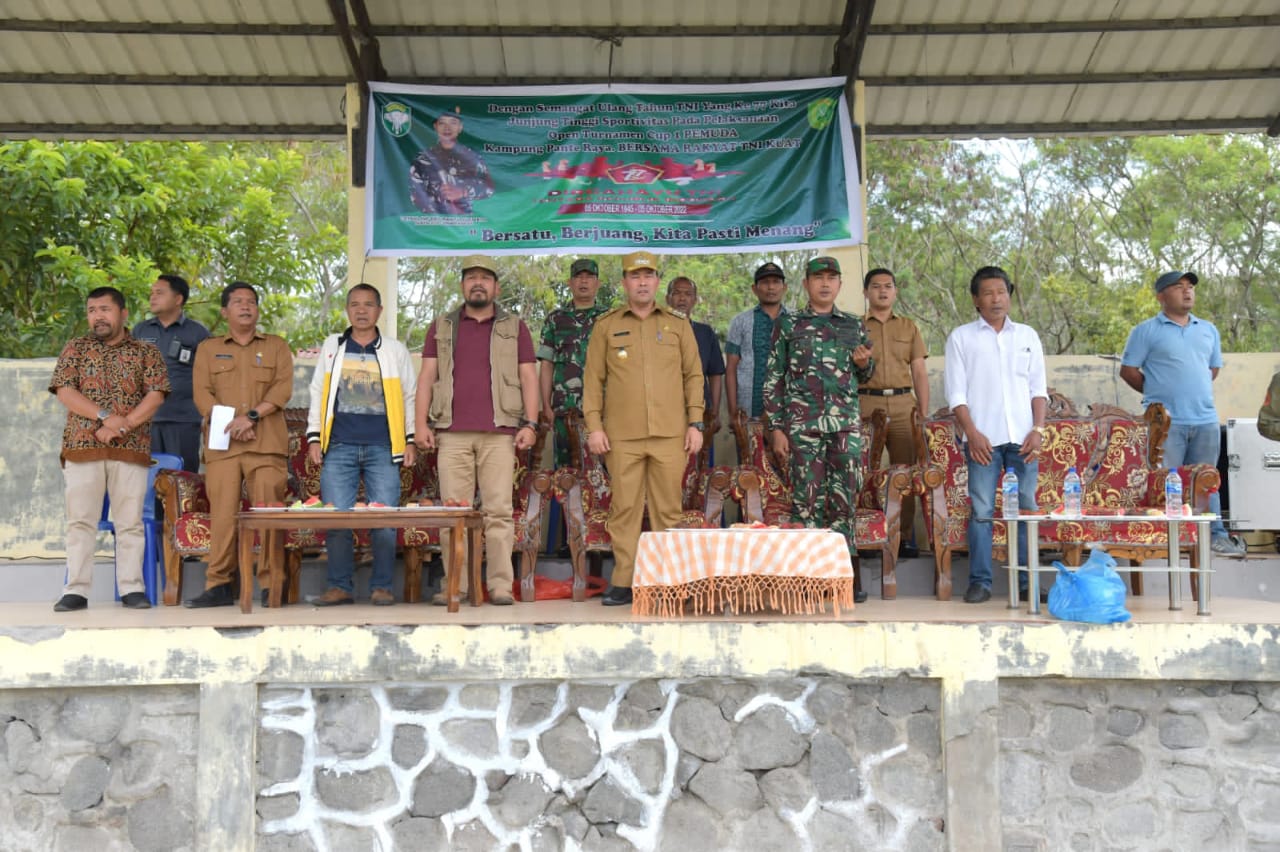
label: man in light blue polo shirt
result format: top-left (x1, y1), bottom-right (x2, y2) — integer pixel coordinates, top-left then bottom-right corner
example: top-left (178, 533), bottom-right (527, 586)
top-left (1120, 270), bottom-right (1244, 555)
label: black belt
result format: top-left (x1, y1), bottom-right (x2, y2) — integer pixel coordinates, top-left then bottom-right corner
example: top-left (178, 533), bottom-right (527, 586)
top-left (858, 387), bottom-right (913, 397)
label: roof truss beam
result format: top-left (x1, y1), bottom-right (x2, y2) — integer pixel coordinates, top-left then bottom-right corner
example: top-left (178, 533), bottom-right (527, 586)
top-left (3, 17), bottom-right (1277, 38)
top-left (7, 69), bottom-right (1274, 88)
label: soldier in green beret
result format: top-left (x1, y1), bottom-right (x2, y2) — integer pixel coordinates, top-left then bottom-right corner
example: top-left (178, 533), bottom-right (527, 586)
top-left (763, 256), bottom-right (875, 603)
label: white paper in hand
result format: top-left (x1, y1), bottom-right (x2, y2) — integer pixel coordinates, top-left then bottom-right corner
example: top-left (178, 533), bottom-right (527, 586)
top-left (208, 405), bottom-right (235, 451)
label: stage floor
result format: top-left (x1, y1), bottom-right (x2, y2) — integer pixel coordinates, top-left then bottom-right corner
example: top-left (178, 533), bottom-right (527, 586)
top-left (5, 548), bottom-right (1277, 629)
top-left (3, 589), bottom-right (1277, 629)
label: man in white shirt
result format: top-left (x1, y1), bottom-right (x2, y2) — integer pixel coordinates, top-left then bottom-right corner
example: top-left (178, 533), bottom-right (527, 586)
top-left (943, 266), bottom-right (1048, 603)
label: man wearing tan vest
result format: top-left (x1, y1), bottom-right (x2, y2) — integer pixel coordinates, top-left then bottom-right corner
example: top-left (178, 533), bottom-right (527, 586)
top-left (415, 255), bottom-right (540, 605)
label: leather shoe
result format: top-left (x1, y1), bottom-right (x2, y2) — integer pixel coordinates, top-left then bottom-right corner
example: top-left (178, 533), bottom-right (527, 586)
top-left (854, 588), bottom-right (869, 604)
top-left (489, 589), bottom-right (514, 606)
top-left (602, 586), bottom-right (633, 607)
top-left (185, 584), bottom-right (235, 608)
top-left (370, 589), bottom-right (395, 606)
top-left (120, 592), bottom-right (151, 609)
top-left (54, 593), bottom-right (88, 612)
top-left (963, 583), bottom-right (992, 604)
top-left (313, 587), bottom-right (355, 607)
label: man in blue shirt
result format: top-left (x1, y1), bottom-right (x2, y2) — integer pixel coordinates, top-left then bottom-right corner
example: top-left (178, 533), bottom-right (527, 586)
top-left (1120, 270), bottom-right (1244, 555)
top-left (131, 275), bottom-right (209, 472)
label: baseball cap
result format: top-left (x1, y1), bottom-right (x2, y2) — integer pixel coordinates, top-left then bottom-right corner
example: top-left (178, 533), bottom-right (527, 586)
top-left (806, 256), bottom-right (841, 275)
top-left (460, 254), bottom-right (499, 277)
top-left (1153, 271), bottom-right (1198, 293)
top-left (754, 262), bottom-right (786, 282)
top-left (622, 251), bottom-right (659, 273)
top-left (570, 258), bottom-right (598, 277)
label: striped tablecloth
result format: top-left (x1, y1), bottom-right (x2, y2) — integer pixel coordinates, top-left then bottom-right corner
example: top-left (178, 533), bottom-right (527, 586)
top-left (632, 529), bottom-right (855, 617)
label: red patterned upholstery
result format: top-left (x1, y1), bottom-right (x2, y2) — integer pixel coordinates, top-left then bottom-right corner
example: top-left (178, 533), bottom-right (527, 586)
top-left (729, 409), bottom-right (912, 599)
top-left (514, 427), bottom-right (553, 602)
top-left (918, 399), bottom-right (1221, 598)
top-left (554, 409), bottom-right (729, 602)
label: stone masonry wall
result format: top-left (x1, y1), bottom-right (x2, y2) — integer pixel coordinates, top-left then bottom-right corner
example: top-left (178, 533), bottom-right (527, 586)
top-left (1001, 679), bottom-right (1280, 851)
top-left (255, 676), bottom-right (945, 852)
top-left (0, 685), bottom-right (198, 851)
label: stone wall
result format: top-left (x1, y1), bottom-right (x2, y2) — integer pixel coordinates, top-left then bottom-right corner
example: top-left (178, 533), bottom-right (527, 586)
top-left (254, 677), bottom-right (944, 851)
top-left (1000, 679), bottom-right (1280, 852)
top-left (0, 685), bottom-right (198, 851)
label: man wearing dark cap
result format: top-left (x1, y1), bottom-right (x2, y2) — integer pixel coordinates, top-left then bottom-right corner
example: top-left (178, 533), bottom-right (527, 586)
top-left (132, 274), bottom-right (210, 472)
top-left (416, 255), bottom-right (541, 605)
top-left (583, 251), bottom-right (705, 607)
top-left (408, 108), bottom-right (494, 216)
top-left (538, 257), bottom-right (608, 468)
top-left (725, 261), bottom-right (789, 424)
top-left (763, 256), bottom-right (875, 603)
top-left (1120, 271), bottom-right (1243, 555)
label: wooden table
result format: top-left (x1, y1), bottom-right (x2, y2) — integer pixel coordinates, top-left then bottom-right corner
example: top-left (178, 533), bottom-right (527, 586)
top-left (236, 506), bottom-right (485, 613)
top-left (632, 528), bottom-right (856, 617)
top-left (1004, 513), bottom-right (1215, 616)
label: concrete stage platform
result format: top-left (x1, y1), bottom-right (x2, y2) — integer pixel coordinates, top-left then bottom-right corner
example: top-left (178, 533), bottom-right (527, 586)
top-left (2, 550), bottom-right (1278, 851)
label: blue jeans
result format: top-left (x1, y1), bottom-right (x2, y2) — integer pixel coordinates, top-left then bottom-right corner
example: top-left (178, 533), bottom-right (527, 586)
top-left (1163, 422), bottom-right (1228, 539)
top-left (966, 443), bottom-right (1038, 590)
top-left (320, 443), bottom-right (401, 593)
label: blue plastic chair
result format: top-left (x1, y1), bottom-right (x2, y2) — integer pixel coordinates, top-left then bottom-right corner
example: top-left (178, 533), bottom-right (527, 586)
top-left (97, 452), bottom-right (184, 604)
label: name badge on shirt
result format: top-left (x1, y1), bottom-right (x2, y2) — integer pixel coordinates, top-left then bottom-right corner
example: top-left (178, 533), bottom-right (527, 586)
top-left (178, 346), bottom-right (194, 364)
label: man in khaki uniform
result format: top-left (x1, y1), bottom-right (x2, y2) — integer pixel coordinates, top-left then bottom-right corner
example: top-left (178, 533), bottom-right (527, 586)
top-left (187, 282), bottom-right (294, 608)
top-left (859, 268), bottom-right (930, 558)
top-left (583, 251), bottom-right (704, 606)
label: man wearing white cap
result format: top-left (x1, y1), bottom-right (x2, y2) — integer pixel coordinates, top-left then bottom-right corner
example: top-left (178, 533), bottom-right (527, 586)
top-left (415, 255), bottom-right (542, 604)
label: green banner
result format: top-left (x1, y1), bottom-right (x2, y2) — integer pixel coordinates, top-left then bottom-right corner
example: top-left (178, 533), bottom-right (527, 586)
top-left (365, 80), bottom-right (860, 257)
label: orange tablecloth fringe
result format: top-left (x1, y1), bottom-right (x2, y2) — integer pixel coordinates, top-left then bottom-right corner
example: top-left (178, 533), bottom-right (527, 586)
top-left (633, 575), bottom-right (855, 618)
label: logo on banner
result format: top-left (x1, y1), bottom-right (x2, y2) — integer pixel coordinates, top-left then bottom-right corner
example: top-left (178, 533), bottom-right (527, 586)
top-left (607, 163), bottom-right (663, 185)
top-left (808, 98), bottom-right (836, 130)
top-left (382, 102), bottom-right (412, 137)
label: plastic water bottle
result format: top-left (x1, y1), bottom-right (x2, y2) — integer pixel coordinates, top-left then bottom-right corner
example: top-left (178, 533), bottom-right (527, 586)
top-left (1001, 468), bottom-right (1019, 520)
top-left (1164, 467), bottom-right (1183, 518)
top-left (1063, 467), bottom-right (1083, 517)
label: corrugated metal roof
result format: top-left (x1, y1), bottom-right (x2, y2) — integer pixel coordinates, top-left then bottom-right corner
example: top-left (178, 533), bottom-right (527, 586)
top-left (1, 0), bottom-right (1277, 139)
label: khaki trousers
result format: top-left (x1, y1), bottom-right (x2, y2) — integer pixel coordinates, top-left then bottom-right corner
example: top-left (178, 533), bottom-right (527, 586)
top-left (865, 394), bottom-right (920, 541)
top-left (204, 453), bottom-right (287, 589)
top-left (606, 435), bottom-right (687, 588)
top-left (438, 431), bottom-right (515, 594)
top-left (63, 459), bottom-right (149, 597)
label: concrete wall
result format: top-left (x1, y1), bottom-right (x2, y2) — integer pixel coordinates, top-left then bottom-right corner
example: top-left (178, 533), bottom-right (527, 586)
top-left (4, 353), bottom-right (1278, 560)
top-left (2, 620), bottom-right (1279, 850)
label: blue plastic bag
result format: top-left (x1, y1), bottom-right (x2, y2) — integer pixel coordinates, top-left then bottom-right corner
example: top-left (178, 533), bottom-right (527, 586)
top-left (1047, 549), bottom-right (1131, 624)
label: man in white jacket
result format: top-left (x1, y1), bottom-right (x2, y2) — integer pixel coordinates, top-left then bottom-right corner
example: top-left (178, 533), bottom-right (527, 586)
top-left (306, 284), bottom-right (417, 605)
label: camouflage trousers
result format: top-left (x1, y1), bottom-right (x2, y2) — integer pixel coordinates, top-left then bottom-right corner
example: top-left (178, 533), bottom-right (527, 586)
top-left (788, 430), bottom-right (863, 553)
top-left (550, 418), bottom-right (573, 469)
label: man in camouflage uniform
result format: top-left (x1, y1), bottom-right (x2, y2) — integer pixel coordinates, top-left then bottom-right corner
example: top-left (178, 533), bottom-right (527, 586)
top-left (408, 108), bottom-right (494, 215)
top-left (763, 256), bottom-right (875, 602)
top-left (538, 257), bottom-right (608, 468)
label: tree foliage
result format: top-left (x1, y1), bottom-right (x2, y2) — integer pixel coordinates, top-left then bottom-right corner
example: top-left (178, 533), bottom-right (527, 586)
top-left (3, 135), bottom-right (1276, 359)
top-left (0, 140), bottom-right (345, 357)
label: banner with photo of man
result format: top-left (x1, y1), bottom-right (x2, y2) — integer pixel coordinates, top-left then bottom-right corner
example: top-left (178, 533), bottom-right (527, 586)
top-left (365, 79), bottom-right (861, 257)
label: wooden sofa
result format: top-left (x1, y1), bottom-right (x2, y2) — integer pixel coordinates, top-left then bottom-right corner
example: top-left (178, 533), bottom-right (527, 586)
top-left (919, 393), bottom-right (1221, 596)
top-left (727, 409), bottom-right (917, 599)
top-left (552, 409), bottom-right (732, 602)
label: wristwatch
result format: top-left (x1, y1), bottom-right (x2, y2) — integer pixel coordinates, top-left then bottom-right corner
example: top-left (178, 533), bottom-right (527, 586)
top-left (689, 421), bottom-right (705, 432)
top-left (247, 409), bottom-right (261, 423)
top-left (518, 418), bottom-right (538, 431)
top-left (96, 408), bottom-right (111, 424)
